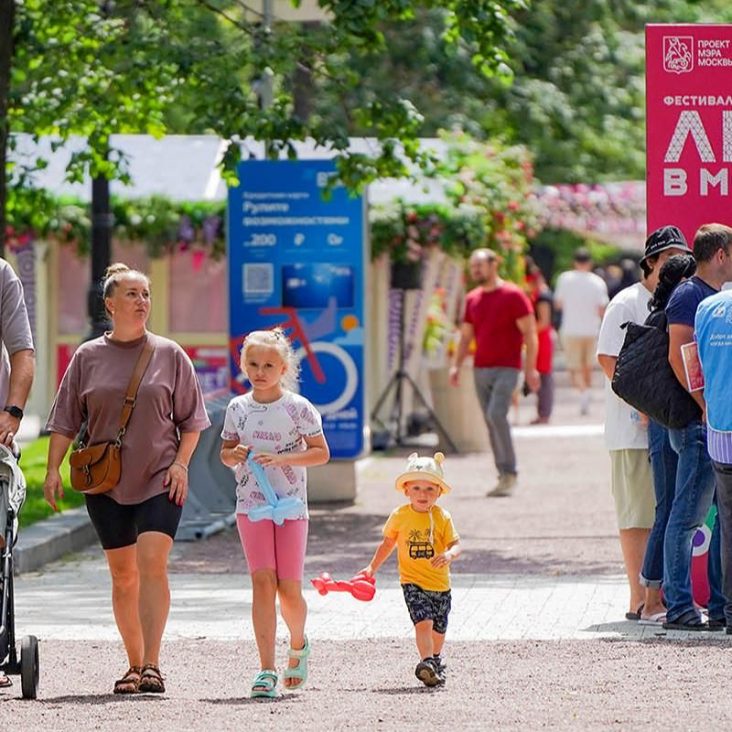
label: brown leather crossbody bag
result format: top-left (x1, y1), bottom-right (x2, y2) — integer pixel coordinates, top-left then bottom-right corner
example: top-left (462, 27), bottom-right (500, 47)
top-left (69, 341), bottom-right (155, 494)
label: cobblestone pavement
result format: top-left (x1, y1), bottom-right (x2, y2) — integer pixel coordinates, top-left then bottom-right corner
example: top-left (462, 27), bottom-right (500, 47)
top-left (3, 385), bottom-right (731, 729)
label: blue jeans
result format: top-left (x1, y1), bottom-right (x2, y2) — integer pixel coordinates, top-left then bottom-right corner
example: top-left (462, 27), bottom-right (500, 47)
top-left (640, 420), bottom-right (677, 588)
top-left (664, 420), bottom-right (717, 624)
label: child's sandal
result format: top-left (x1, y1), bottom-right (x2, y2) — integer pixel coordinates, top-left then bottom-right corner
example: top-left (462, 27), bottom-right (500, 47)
top-left (138, 664), bottom-right (165, 693)
top-left (251, 669), bottom-right (279, 698)
top-left (282, 636), bottom-right (310, 690)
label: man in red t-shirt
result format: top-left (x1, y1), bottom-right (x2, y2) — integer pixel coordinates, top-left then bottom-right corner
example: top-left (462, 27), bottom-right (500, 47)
top-left (449, 249), bottom-right (539, 497)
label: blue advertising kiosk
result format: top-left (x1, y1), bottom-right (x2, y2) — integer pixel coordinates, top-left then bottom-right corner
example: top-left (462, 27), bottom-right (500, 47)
top-left (228, 160), bottom-right (367, 462)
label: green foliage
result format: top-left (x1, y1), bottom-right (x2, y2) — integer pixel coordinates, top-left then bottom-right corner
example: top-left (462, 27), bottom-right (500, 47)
top-left (7, 0), bottom-right (523, 184)
top-left (308, 1), bottom-right (732, 184)
top-left (371, 202), bottom-right (487, 263)
top-left (371, 136), bottom-right (539, 280)
top-left (111, 198), bottom-right (225, 259)
top-left (486, 0), bottom-right (648, 183)
top-left (440, 133), bottom-right (540, 280)
top-left (531, 227), bottom-right (621, 285)
top-left (10, 1), bottom-right (176, 181)
top-left (6, 188), bottom-right (226, 258)
top-left (3, 0), bottom-right (527, 243)
top-left (17, 436), bottom-right (81, 529)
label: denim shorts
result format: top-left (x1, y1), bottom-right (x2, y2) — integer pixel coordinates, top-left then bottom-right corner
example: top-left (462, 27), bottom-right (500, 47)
top-left (402, 583), bottom-right (452, 634)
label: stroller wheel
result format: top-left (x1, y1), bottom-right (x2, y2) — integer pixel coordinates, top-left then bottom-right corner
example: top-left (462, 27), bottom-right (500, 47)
top-left (20, 635), bottom-right (39, 699)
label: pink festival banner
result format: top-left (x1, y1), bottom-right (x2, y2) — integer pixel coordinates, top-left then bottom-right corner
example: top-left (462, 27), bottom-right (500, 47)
top-left (646, 24), bottom-right (732, 243)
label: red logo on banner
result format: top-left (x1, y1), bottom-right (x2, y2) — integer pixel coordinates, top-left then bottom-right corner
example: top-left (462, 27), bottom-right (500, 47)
top-left (664, 36), bottom-right (694, 74)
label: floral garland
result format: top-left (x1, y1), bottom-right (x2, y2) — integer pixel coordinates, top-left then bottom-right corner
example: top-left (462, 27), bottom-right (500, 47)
top-left (371, 134), bottom-right (543, 282)
top-left (6, 188), bottom-right (227, 259)
top-left (536, 182), bottom-right (645, 237)
top-left (6, 173), bottom-right (646, 265)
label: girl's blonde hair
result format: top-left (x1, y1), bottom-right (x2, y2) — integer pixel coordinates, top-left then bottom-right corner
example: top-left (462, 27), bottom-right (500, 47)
top-left (240, 328), bottom-right (300, 392)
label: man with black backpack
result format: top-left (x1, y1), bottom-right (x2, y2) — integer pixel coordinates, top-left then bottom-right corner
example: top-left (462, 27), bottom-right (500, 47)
top-left (662, 223), bottom-right (732, 631)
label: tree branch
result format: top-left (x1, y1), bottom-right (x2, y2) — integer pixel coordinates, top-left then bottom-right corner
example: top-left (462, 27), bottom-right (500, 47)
top-left (194, 0), bottom-right (256, 35)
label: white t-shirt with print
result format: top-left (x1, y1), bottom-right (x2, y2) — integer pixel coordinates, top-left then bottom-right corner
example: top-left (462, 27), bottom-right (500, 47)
top-left (555, 270), bottom-right (609, 336)
top-left (221, 391), bottom-right (324, 518)
top-left (596, 281), bottom-right (652, 451)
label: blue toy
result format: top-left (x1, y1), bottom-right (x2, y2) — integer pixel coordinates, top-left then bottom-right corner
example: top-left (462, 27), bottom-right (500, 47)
top-left (246, 453), bottom-right (305, 525)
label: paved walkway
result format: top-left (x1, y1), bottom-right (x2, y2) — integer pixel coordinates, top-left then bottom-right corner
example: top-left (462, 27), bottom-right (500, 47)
top-left (6, 384), bottom-right (732, 729)
top-left (15, 560), bottom-right (650, 642)
top-left (14, 384), bottom-right (717, 646)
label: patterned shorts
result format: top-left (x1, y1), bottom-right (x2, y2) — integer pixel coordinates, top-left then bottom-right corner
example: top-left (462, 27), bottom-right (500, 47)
top-left (402, 583), bottom-right (452, 634)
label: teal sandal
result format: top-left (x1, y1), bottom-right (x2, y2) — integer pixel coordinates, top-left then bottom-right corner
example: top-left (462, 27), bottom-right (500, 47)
top-left (283, 636), bottom-right (310, 689)
top-left (251, 669), bottom-right (279, 698)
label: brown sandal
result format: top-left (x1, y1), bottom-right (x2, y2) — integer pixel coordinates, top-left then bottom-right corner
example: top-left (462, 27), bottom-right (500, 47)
top-left (113, 666), bottom-right (142, 694)
top-left (138, 664), bottom-right (165, 693)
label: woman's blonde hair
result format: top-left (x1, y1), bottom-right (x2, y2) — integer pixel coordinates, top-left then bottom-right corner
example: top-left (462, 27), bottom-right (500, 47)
top-left (240, 328), bottom-right (300, 392)
top-left (102, 263), bottom-right (150, 300)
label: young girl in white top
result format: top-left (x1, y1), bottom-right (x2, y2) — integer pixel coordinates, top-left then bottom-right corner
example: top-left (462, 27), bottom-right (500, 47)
top-left (220, 328), bottom-right (330, 698)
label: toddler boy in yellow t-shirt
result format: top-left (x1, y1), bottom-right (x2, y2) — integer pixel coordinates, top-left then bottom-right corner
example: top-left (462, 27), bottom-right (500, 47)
top-left (361, 451), bottom-right (461, 687)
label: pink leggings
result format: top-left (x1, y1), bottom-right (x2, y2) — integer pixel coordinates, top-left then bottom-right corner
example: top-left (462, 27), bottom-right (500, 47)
top-left (236, 514), bottom-right (309, 580)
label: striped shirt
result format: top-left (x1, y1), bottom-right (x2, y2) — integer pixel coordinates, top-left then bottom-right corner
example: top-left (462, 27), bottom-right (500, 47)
top-left (707, 426), bottom-right (732, 465)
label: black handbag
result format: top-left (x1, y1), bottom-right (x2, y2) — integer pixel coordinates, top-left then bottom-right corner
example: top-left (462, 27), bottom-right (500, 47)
top-left (611, 313), bottom-right (701, 429)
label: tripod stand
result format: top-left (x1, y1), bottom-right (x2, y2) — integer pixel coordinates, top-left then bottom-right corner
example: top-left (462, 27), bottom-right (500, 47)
top-left (371, 287), bottom-right (458, 452)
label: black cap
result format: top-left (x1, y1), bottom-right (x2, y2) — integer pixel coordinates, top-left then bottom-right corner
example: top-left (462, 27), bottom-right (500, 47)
top-left (641, 225), bottom-right (691, 265)
top-left (573, 247), bottom-right (591, 263)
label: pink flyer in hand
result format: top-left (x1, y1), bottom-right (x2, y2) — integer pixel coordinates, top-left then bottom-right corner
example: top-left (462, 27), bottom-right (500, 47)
top-left (681, 342), bottom-right (705, 392)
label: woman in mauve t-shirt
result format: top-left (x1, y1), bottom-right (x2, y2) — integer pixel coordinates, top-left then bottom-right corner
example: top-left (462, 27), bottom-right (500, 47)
top-left (44, 263), bottom-right (210, 695)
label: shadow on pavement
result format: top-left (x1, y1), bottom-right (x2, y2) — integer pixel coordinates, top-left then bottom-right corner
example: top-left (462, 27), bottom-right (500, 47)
top-left (593, 630), bottom-right (732, 645)
top-left (173, 503), bottom-right (624, 578)
top-left (36, 694), bottom-right (166, 705)
top-left (451, 543), bottom-right (620, 577)
top-left (372, 686), bottom-right (446, 696)
top-left (202, 694), bottom-right (301, 706)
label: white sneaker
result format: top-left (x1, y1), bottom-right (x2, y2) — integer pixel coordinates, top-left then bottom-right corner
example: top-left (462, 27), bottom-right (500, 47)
top-left (487, 473), bottom-right (517, 497)
top-left (579, 391), bottom-right (591, 416)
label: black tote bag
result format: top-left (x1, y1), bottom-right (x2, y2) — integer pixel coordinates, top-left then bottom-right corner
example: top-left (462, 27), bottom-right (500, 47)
top-left (611, 319), bottom-right (701, 429)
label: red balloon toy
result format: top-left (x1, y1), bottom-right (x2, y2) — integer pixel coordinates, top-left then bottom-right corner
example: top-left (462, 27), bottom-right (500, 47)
top-left (310, 571), bottom-right (376, 602)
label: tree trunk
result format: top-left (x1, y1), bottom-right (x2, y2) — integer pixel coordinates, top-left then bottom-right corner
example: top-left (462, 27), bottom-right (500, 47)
top-left (0, 0), bottom-right (16, 258)
top-left (292, 21), bottom-right (317, 123)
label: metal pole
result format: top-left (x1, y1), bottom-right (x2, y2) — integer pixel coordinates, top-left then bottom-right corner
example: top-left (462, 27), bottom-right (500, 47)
top-left (84, 1), bottom-right (113, 342)
top-left (85, 172), bottom-right (112, 341)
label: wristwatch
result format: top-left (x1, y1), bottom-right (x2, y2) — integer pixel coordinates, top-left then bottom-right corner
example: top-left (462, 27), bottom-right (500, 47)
top-left (4, 405), bottom-right (24, 420)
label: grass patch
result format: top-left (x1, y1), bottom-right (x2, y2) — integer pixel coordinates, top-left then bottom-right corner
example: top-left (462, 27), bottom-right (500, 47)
top-left (17, 436), bottom-right (84, 528)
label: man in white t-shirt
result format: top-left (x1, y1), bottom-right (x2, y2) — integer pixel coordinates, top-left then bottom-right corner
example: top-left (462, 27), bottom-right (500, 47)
top-left (596, 225), bottom-right (691, 622)
top-left (554, 249), bottom-right (609, 415)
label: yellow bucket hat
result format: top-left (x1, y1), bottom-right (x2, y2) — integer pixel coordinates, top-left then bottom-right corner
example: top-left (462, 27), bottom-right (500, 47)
top-left (395, 451), bottom-right (451, 495)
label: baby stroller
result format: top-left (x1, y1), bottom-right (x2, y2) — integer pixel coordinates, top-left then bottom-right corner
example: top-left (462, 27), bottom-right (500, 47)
top-left (0, 443), bottom-right (39, 698)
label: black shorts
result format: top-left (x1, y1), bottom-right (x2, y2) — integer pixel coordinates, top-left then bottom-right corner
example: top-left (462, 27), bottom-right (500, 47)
top-left (85, 491), bottom-right (182, 550)
top-left (402, 583), bottom-right (452, 634)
